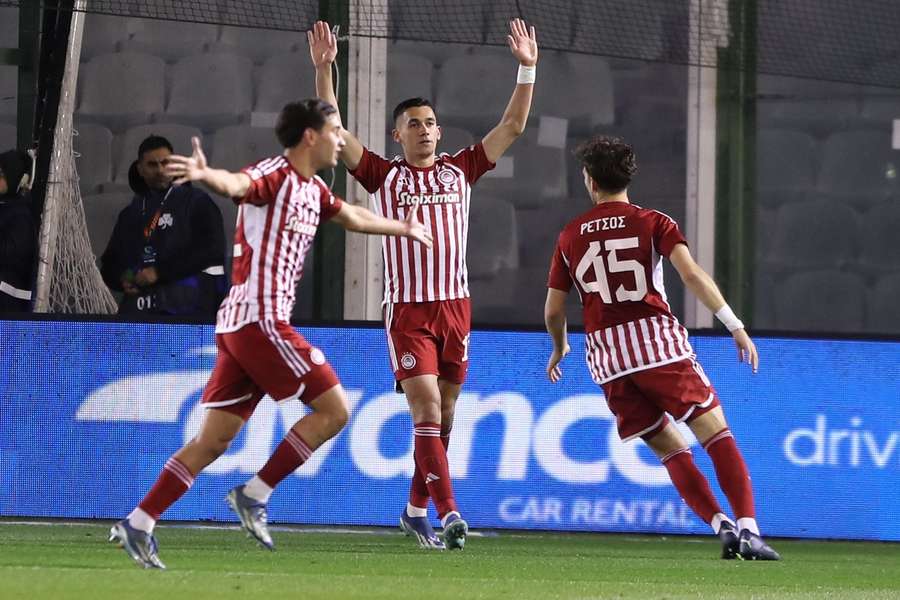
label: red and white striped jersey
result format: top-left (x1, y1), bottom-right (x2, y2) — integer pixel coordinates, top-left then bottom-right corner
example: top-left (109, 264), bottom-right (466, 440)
top-left (548, 201), bottom-right (693, 384)
top-left (349, 144), bottom-right (495, 304)
top-left (215, 156), bottom-right (342, 333)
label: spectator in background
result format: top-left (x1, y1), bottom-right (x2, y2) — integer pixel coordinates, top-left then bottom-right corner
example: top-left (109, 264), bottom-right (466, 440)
top-left (0, 149), bottom-right (36, 313)
top-left (101, 135), bottom-right (227, 316)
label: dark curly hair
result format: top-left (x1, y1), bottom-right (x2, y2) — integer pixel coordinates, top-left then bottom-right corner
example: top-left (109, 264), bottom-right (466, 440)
top-left (276, 99), bottom-right (337, 148)
top-left (575, 136), bottom-right (637, 194)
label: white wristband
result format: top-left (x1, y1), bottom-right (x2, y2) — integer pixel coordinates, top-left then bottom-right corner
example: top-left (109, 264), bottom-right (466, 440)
top-left (517, 64), bottom-right (536, 84)
top-left (715, 304), bottom-right (745, 332)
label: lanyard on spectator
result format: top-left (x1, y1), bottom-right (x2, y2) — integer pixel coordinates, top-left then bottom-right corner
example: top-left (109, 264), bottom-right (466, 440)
top-left (142, 186), bottom-right (174, 242)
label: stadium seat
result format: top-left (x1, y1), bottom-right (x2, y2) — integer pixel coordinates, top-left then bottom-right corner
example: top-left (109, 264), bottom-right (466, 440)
top-left (817, 129), bottom-right (899, 206)
top-left (77, 52), bottom-right (166, 131)
top-left (859, 86), bottom-right (900, 125)
top-left (477, 127), bottom-right (567, 208)
top-left (469, 267), bottom-right (518, 323)
top-left (210, 125), bottom-right (282, 173)
top-left (757, 129), bottom-right (819, 198)
top-left (214, 26), bottom-right (301, 64)
top-left (0, 123), bottom-right (14, 147)
top-left (571, 0), bottom-right (667, 61)
top-left (757, 74), bottom-right (863, 134)
top-left (753, 272), bottom-right (777, 330)
top-left (73, 122), bottom-right (113, 194)
top-left (859, 201), bottom-right (900, 274)
top-left (112, 123), bottom-right (202, 185)
top-left (434, 46), bottom-right (517, 132)
top-left (389, 40), bottom-right (470, 68)
top-left (254, 53), bottom-right (318, 114)
top-left (0, 65), bottom-right (18, 125)
top-left (82, 191), bottom-right (130, 261)
top-left (867, 273), bottom-right (900, 334)
top-left (775, 270), bottom-right (865, 333)
top-left (164, 53), bottom-right (253, 131)
top-left (80, 13), bottom-right (130, 60)
top-left (467, 195), bottom-right (517, 279)
top-left (1, 7), bottom-right (18, 49)
top-left (120, 18), bottom-right (219, 63)
top-left (768, 199), bottom-right (859, 272)
top-left (515, 205), bottom-right (566, 269)
top-left (387, 52), bottom-right (435, 116)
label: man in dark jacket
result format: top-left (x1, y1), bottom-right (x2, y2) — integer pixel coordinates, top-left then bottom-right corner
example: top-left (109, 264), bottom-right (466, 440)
top-left (101, 135), bottom-right (227, 316)
top-left (0, 149), bottom-right (36, 313)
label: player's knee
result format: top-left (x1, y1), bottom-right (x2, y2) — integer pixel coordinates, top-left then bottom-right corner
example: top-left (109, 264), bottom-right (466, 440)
top-left (328, 402), bottom-right (349, 432)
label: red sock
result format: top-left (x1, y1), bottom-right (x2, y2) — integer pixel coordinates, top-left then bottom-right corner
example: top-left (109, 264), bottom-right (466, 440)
top-left (138, 457), bottom-right (195, 520)
top-left (258, 429), bottom-right (313, 488)
top-left (409, 432), bottom-right (450, 508)
top-left (661, 448), bottom-right (722, 524)
top-left (413, 422), bottom-right (456, 518)
top-left (704, 429), bottom-right (755, 518)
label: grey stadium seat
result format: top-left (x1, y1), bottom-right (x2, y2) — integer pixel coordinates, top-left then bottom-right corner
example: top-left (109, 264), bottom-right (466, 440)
top-left (77, 52), bottom-right (166, 131)
top-left (769, 199), bottom-right (859, 272)
top-left (817, 129), bottom-right (900, 206)
top-left (1, 7), bottom-right (18, 48)
top-left (467, 195), bottom-right (518, 280)
top-left (860, 86), bottom-right (900, 125)
top-left (0, 65), bottom-right (18, 125)
top-left (477, 127), bottom-right (567, 208)
top-left (775, 270), bottom-right (865, 333)
top-left (164, 53), bottom-right (253, 131)
top-left (214, 26), bottom-right (301, 64)
top-left (389, 40), bottom-right (470, 69)
top-left (757, 74), bottom-right (862, 134)
top-left (529, 52), bottom-right (614, 134)
top-left (387, 52), bottom-right (435, 115)
top-left (74, 122), bottom-right (113, 194)
top-left (83, 191), bottom-right (131, 261)
top-left (0, 123), bottom-right (14, 148)
top-left (867, 274), bottom-right (900, 334)
top-left (515, 205), bottom-right (566, 269)
top-left (210, 125), bottom-right (282, 173)
top-left (113, 123), bottom-right (202, 185)
top-left (120, 18), bottom-right (219, 63)
top-left (859, 201), bottom-right (900, 274)
top-left (80, 13), bottom-right (131, 60)
top-left (757, 129), bottom-right (819, 197)
top-left (255, 53), bottom-right (318, 114)
top-left (434, 46), bottom-right (516, 132)
top-left (572, 0), bottom-right (667, 62)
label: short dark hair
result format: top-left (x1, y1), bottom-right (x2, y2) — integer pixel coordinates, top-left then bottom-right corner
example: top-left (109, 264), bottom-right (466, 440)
top-left (575, 136), bottom-right (637, 194)
top-left (392, 97), bottom-right (435, 124)
top-left (137, 135), bottom-right (173, 160)
top-left (275, 99), bottom-right (337, 148)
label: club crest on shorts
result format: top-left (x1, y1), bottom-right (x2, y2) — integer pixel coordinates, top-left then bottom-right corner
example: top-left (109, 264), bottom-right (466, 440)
top-left (309, 347), bottom-right (326, 366)
top-left (400, 352), bottom-right (417, 370)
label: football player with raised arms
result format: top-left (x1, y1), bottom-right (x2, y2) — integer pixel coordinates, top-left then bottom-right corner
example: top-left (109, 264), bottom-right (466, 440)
top-left (109, 99), bottom-right (432, 569)
top-left (308, 18), bottom-right (538, 549)
top-left (544, 136), bottom-right (780, 560)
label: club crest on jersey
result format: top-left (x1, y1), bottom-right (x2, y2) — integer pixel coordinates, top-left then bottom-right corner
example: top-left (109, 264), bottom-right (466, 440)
top-left (400, 352), bottom-right (417, 370)
top-left (158, 213), bottom-right (174, 229)
top-left (309, 347), bottom-right (326, 366)
top-left (437, 168), bottom-right (456, 186)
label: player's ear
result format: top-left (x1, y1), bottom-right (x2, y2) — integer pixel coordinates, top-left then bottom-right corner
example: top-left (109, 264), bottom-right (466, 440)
top-left (435, 125), bottom-right (442, 141)
top-left (392, 128), bottom-right (401, 143)
top-left (303, 127), bottom-right (318, 147)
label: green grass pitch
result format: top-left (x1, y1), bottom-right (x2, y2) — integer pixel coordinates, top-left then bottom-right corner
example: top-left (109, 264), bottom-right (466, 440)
top-left (2, 522), bottom-right (899, 599)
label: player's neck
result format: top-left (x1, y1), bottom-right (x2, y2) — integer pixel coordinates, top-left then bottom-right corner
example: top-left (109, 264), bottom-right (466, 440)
top-left (285, 150), bottom-right (316, 179)
top-left (592, 191), bottom-right (630, 205)
top-left (404, 152), bottom-right (436, 169)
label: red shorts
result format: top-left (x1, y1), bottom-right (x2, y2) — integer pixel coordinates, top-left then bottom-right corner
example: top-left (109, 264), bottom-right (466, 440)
top-left (201, 320), bottom-right (340, 420)
top-left (383, 298), bottom-right (471, 384)
top-left (601, 358), bottom-right (720, 442)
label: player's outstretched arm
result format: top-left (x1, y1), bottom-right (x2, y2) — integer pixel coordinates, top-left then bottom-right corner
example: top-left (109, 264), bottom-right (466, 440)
top-left (544, 288), bottom-right (571, 382)
top-left (481, 18), bottom-right (538, 164)
top-left (332, 199), bottom-right (433, 248)
top-left (165, 137), bottom-right (251, 199)
top-left (669, 243), bottom-right (759, 372)
top-left (308, 20), bottom-right (364, 169)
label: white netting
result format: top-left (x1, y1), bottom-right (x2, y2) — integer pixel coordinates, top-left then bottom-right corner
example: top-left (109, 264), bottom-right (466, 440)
top-left (33, 1), bottom-right (117, 314)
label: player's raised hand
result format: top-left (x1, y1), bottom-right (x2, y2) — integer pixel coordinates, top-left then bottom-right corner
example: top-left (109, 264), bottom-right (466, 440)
top-left (507, 18), bottom-right (537, 66)
top-left (165, 136), bottom-right (208, 185)
top-left (308, 20), bottom-right (337, 68)
top-left (403, 199), bottom-right (433, 248)
top-left (732, 328), bottom-right (759, 373)
top-left (546, 343), bottom-right (570, 383)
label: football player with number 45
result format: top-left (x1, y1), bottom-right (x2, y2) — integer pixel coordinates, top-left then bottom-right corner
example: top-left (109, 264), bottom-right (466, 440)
top-left (544, 136), bottom-right (780, 561)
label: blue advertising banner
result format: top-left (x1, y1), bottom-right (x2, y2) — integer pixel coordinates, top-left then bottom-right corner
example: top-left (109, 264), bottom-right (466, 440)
top-left (0, 319), bottom-right (897, 541)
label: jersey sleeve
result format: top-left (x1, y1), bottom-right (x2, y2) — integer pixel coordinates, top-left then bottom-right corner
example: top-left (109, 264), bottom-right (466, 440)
top-left (319, 186), bottom-right (344, 223)
top-left (239, 157), bottom-right (288, 206)
top-left (652, 211), bottom-right (688, 257)
top-left (449, 142), bottom-right (496, 184)
top-left (348, 147), bottom-right (392, 193)
top-left (547, 233), bottom-right (573, 292)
